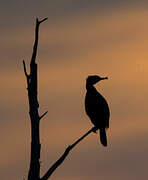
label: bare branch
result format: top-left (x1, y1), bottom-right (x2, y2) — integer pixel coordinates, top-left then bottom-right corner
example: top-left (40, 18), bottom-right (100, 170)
top-left (39, 111), bottom-right (48, 120)
top-left (23, 60), bottom-right (29, 77)
top-left (31, 17), bottom-right (48, 65)
top-left (68, 127), bottom-right (97, 150)
top-left (38, 18), bottom-right (48, 24)
top-left (41, 146), bottom-right (71, 180)
top-left (41, 127), bottom-right (97, 180)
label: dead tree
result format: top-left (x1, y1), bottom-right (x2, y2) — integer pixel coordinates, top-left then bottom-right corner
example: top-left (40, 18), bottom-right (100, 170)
top-left (23, 18), bottom-right (97, 180)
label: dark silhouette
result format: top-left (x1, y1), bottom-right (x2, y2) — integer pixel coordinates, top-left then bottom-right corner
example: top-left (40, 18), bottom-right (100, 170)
top-left (85, 75), bottom-right (110, 146)
top-left (23, 18), bottom-right (48, 180)
top-left (23, 18), bottom-right (110, 180)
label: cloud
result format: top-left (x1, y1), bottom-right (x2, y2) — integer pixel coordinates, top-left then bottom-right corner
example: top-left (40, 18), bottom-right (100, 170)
top-left (1, 3), bottom-right (148, 180)
top-left (1, 6), bottom-right (148, 71)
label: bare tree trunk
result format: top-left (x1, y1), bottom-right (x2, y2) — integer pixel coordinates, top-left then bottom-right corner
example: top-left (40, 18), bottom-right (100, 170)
top-left (23, 18), bottom-right (97, 180)
top-left (23, 18), bottom-right (48, 180)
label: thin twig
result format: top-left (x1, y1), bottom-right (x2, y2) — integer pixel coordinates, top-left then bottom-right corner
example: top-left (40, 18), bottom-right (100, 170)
top-left (39, 111), bottom-right (48, 120)
top-left (23, 60), bottom-right (29, 77)
top-left (38, 18), bottom-right (48, 24)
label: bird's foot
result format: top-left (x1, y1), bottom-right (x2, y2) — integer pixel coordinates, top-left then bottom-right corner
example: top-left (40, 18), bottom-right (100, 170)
top-left (92, 127), bottom-right (98, 133)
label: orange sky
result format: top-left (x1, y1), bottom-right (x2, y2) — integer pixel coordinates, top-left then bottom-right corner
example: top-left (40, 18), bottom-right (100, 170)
top-left (1, 1), bottom-right (148, 180)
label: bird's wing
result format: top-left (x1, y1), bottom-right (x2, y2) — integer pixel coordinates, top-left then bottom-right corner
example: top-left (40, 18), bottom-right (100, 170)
top-left (85, 91), bottom-right (110, 128)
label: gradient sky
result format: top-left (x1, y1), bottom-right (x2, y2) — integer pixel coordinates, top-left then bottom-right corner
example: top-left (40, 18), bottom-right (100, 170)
top-left (1, 1), bottom-right (148, 180)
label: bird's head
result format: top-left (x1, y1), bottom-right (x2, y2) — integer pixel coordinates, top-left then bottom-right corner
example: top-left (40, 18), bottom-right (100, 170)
top-left (86, 75), bottom-right (108, 85)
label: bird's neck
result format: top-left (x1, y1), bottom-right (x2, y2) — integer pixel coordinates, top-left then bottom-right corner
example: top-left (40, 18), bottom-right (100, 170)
top-left (86, 83), bottom-right (96, 91)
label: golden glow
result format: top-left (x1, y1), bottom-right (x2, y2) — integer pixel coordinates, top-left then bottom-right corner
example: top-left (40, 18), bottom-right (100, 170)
top-left (1, 5), bottom-right (148, 180)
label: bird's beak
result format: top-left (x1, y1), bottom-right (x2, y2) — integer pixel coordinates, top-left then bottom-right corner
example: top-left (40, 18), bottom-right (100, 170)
top-left (101, 77), bottom-right (108, 80)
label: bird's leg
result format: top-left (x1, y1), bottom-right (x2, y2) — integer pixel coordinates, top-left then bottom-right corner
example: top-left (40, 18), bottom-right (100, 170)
top-left (91, 127), bottom-right (98, 134)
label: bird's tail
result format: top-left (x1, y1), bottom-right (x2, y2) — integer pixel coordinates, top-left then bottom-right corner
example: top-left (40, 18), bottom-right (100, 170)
top-left (99, 128), bottom-right (107, 146)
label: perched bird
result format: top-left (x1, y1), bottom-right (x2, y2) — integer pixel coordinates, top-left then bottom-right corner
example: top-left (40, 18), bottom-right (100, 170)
top-left (85, 75), bottom-right (110, 146)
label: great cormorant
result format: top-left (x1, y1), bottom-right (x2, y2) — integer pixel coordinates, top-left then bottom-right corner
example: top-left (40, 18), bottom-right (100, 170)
top-left (85, 75), bottom-right (110, 146)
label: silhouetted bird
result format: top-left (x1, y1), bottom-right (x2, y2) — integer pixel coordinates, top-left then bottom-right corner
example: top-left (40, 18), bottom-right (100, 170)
top-left (85, 75), bottom-right (110, 146)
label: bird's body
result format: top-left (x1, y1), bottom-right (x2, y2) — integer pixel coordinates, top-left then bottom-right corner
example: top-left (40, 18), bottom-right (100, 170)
top-left (85, 75), bottom-right (110, 146)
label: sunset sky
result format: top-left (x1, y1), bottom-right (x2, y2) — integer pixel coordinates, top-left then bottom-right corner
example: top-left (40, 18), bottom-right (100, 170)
top-left (1, 1), bottom-right (148, 180)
